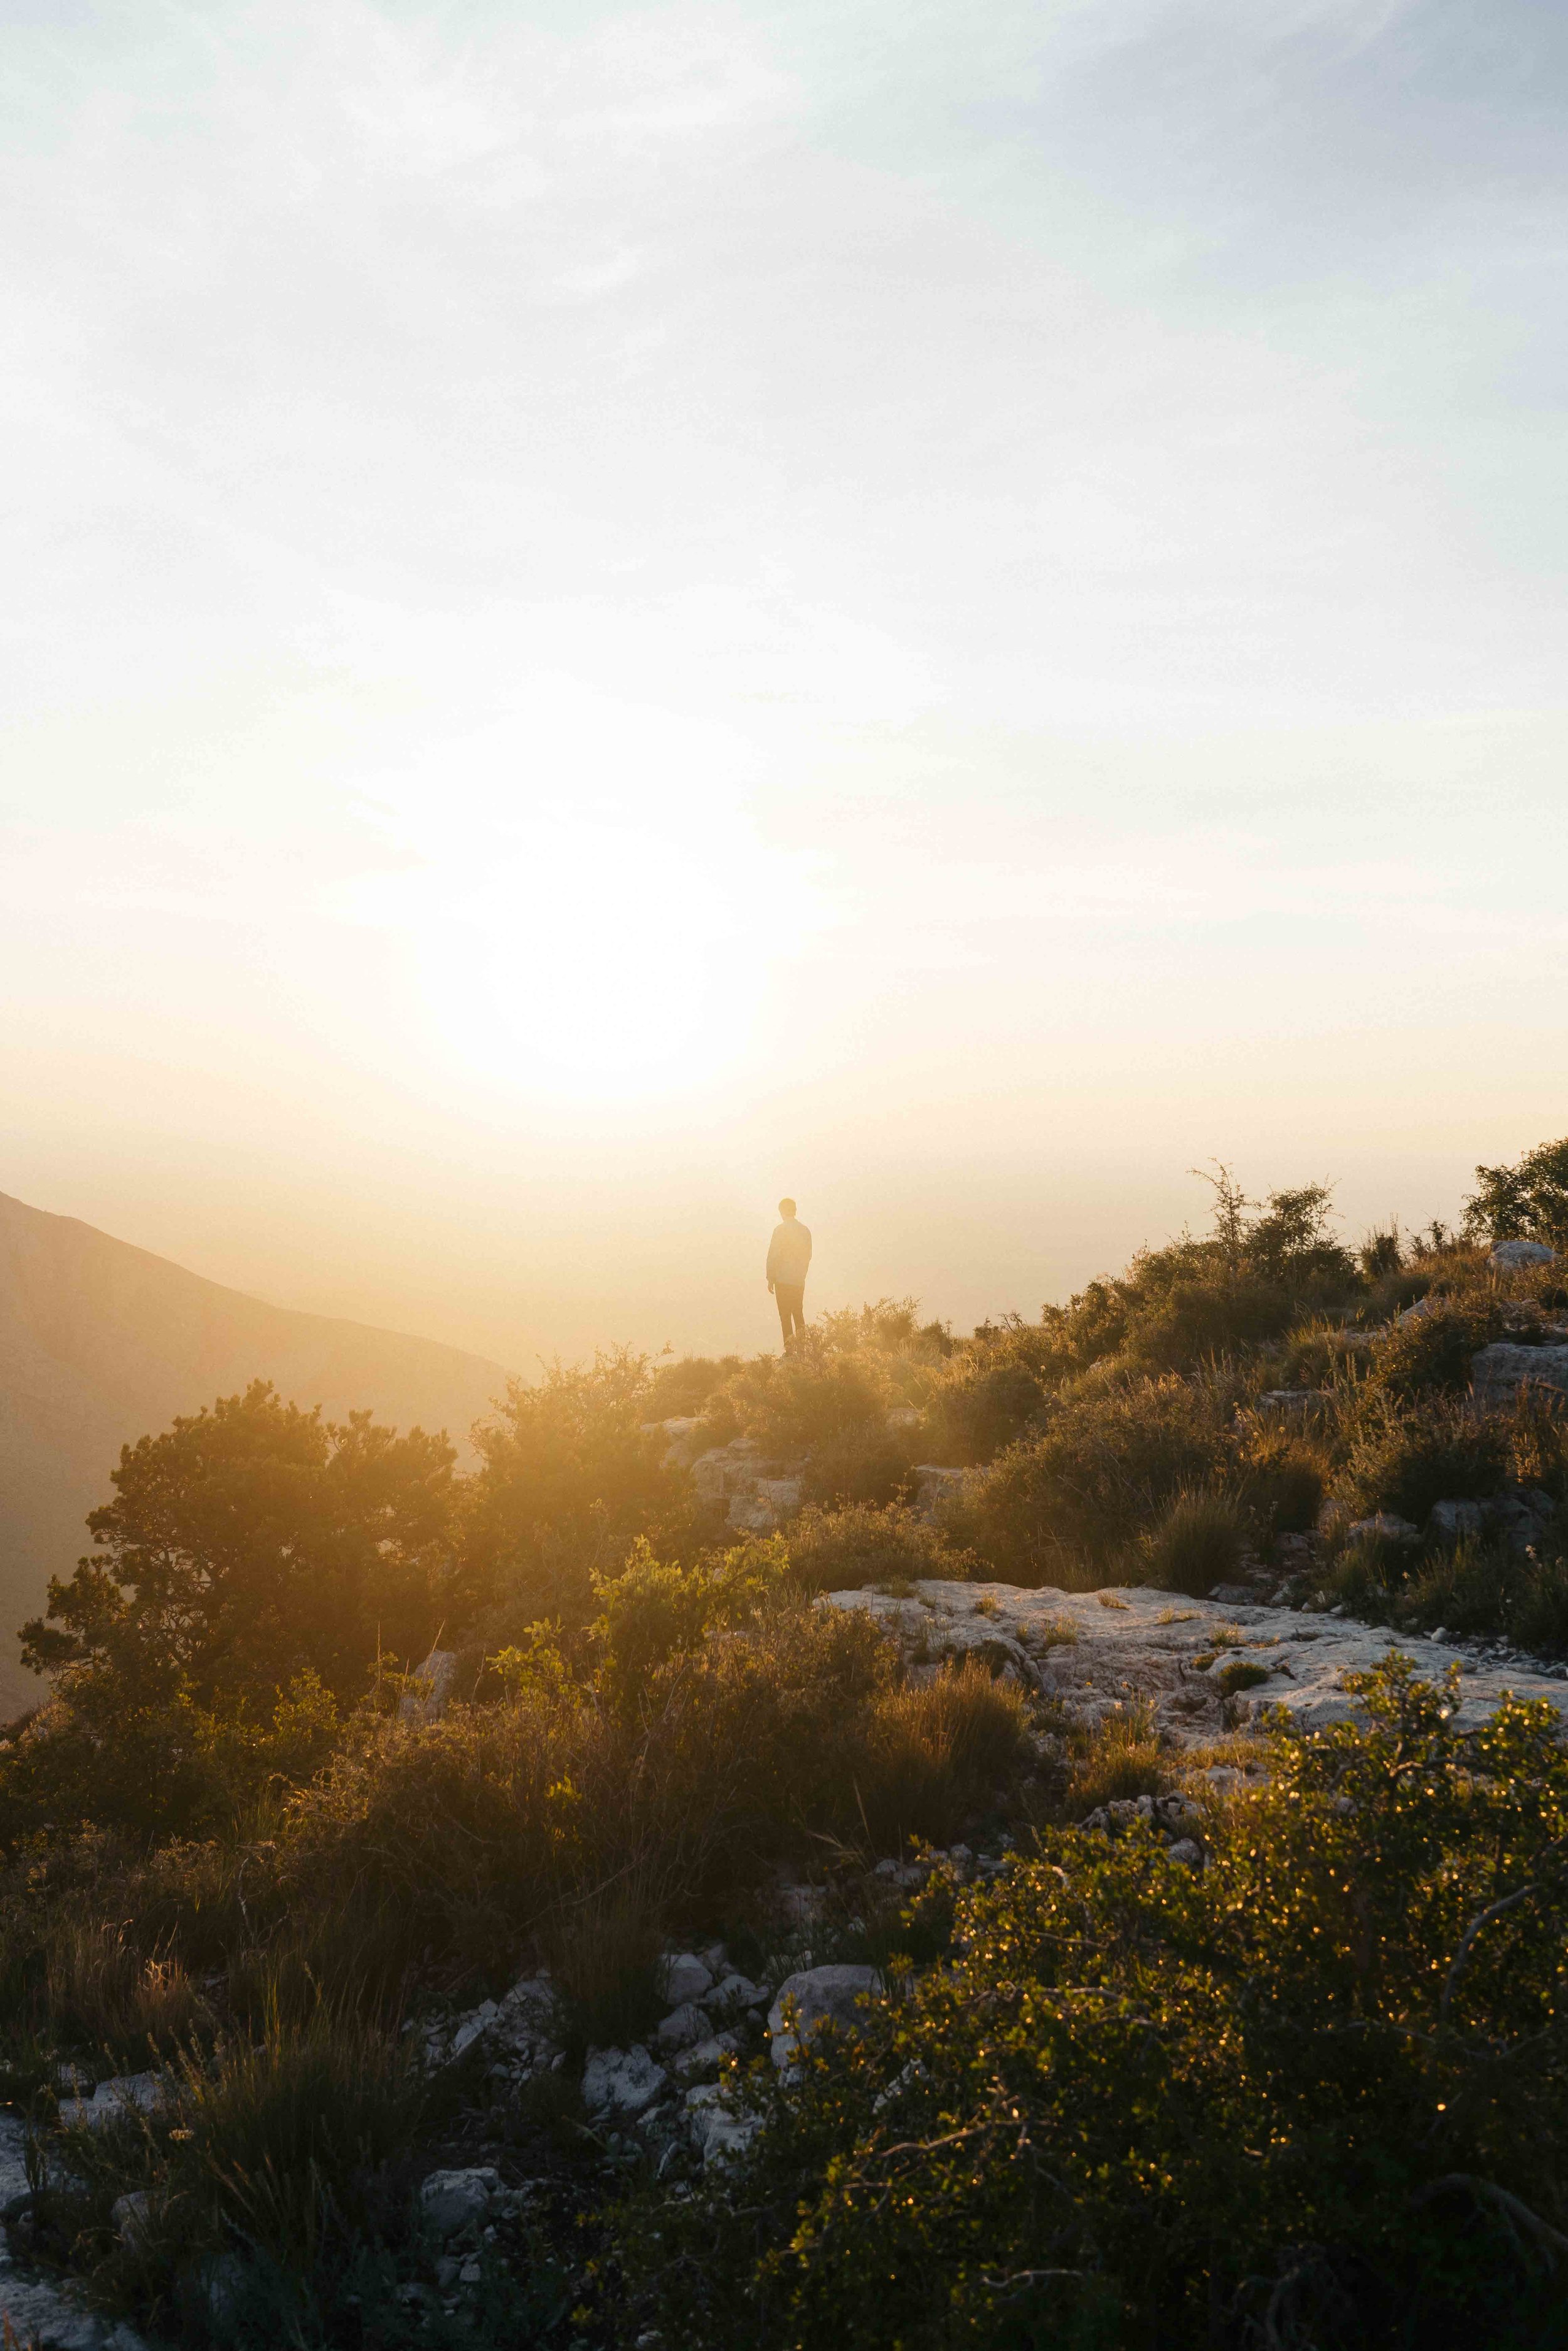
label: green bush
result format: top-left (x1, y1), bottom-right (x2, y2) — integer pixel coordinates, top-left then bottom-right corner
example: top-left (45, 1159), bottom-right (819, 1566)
top-left (1136, 1486), bottom-right (1248, 1596)
top-left (1339, 1394), bottom-right (1511, 1523)
top-left (628, 1657), bottom-right (1568, 2350)
top-left (943, 1372), bottom-right (1239, 1583)
top-left (1242, 1426), bottom-right (1328, 1533)
top-left (1465, 1135), bottom-right (1568, 1251)
top-left (1368, 1298), bottom-right (1505, 1400)
top-left (781, 1502), bottom-right (977, 1593)
top-left (459, 1349), bottom-right (704, 1629)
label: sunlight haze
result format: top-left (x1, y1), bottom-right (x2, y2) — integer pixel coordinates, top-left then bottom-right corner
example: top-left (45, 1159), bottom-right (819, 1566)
top-left (4, 0), bottom-right (1565, 1367)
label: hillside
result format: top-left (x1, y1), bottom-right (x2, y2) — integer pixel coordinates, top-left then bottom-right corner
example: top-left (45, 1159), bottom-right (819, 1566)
top-left (0, 1187), bottom-right (509, 1719)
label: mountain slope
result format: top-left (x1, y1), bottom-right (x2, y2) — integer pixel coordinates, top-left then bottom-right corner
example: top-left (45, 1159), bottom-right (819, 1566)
top-left (0, 1189), bottom-right (511, 1720)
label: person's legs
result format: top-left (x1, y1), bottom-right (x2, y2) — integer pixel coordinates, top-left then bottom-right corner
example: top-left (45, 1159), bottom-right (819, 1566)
top-left (776, 1282), bottom-right (805, 1348)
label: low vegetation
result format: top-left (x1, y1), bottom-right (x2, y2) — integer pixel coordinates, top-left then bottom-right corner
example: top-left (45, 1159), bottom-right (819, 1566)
top-left (1, 1137), bottom-right (1567, 2343)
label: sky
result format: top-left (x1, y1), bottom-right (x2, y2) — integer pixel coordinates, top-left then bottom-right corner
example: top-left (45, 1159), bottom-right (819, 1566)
top-left (3, 0), bottom-right (1566, 1369)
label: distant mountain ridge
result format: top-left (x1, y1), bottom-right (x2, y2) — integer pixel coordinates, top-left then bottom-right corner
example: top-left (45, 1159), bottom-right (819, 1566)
top-left (0, 1189), bottom-right (511, 1720)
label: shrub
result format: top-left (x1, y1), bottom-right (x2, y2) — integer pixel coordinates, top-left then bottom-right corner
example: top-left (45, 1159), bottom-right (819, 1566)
top-left (1055, 1697), bottom-right (1169, 1817)
top-left (697, 1343), bottom-right (894, 1457)
top-left (943, 1372), bottom-right (1239, 1583)
top-left (857, 1659), bottom-right (1031, 1851)
top-left (920, 1318), bottom-right (1067, 1463)
top-left (1242, 1427), bottom-right (1327, 1533)
top-left (1368, 1298), bottom-right (1505, 1400)
top-left (643, 1352), bottom-right (744, 1418)
top-left (781, 1503), bottom-right (977, 1593)
top-left (23, 1384), bottom-right (457, 1697)
top-left (1465, 1135), bottom-right (1568, 1251)
top-left (629, 1657), bottom-right (1568, 2350)
top-left (1136, 1487), bottom-right (1248, 1596)
top-left (1339, 1394), bottom-right (1511, 1523)
top-left (798, 1423), bottom-right (921, 1509)
top-left (48, 1994), bottom-right (430, 2345)
top-left (460, 1349), bottom-right (702, 1628)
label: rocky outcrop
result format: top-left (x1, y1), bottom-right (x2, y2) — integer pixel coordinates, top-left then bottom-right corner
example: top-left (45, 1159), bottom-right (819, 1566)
top-left (1470, 1343), bottom-right (1568, 1412)
top-left (824, 1578), bottom-right (1567, 1742)
top-left (1489, 1240), bottom-right (1557, 1271)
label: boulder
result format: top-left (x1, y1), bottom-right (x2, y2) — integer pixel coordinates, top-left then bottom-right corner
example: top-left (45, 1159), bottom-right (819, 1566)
top-left (581, 2044), bottom-right (667, 2117)
top-left (399, 1648), bottom-right (458, 1725)
top-left (655, 2002), bottom-right (710, 2051)
top-left (1471, 1344), bottom-right (1568, 1413)
top-left (420, 2168), bottom-right (501, 2239)
top-left (1490, 1241), bottom-right (1557, 1271)
top-left (659, 1952), bottom-right (714, 2005)
top-left (767, 1965), bottom-right (883, 2071)
top-left (684, 2082), bottom-right (761, 2166)
top-left (912, 1465), bottom-right (967, 1516)
top-left (1428, 1499), bottom-right (1486, 1542)
top-left (1347, 1513), bottom-right (1420, 1544)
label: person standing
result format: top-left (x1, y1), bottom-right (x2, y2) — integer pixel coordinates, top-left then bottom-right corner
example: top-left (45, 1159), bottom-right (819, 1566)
top-left (766, 1197), bottom-right (812, 1351)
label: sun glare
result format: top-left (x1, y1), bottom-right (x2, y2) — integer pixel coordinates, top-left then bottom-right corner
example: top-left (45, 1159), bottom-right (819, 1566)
top-left (403, 816), bottom-right (797, 1097)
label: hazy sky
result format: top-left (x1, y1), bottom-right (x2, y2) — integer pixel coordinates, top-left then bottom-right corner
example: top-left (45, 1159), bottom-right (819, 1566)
top-left (3, 0), bottom-right (1565, 1366)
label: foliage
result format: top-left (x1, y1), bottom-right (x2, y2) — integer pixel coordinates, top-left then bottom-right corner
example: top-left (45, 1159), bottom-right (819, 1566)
top-left (1136, 1485), bottom-right (1248, 1596)
top-left (631, 1658), bottom-right (1568, 2350)
top-left (1466, 1135), bottom-right (1568, 1250)
top-left (1367, 1297), bottom-right (1504, 1400)
top-left (780, 1502), bottom-right (977, 1593)
top-left (943, 1372), bottom-right (1239, 1583)
top-left (459, 1348), bottom-right (704, 1628)
top-left (1338, 1393), bottom-right (1511, 1522)
top-left (19, 1379), bottom-right (454, 1706)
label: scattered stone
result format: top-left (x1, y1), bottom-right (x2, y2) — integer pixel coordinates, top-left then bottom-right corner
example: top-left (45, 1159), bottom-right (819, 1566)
top-left (767, 1966), bottom-right (883, 2071)
top-left (1489, 1240), bottom-right (1557, 1271)
top-left (672, 2030), bottom-right (741, 2081)
top-left (702, 1971), bottom-right (765, 2016)
top-left (581, 2044), bottom-right (667, 2118)
top-left (1166, 1839), bottom-right (1204, 1868)
top-left (110, 2190), bottom-right (155, 2248)
top-left (420, 2168), bottom-right (501, 2238)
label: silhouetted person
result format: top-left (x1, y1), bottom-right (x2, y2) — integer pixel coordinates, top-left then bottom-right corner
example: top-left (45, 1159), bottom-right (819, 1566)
top-left (766, 1197), bottom-right (812, 1351)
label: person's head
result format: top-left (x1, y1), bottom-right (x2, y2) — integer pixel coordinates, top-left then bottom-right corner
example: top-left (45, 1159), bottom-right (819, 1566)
top-left (778, 1197), bottom-right (797, 1219)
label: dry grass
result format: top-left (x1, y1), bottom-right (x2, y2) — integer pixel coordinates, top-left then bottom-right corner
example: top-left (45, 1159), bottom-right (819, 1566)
top-left (858, 1658), bottom-right (1031, 1852)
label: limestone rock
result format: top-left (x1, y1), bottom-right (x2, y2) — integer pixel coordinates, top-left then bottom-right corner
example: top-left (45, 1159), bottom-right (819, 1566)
top-left (655, 2002), bottom-right (710, 2051)
top-left (660, 1952), bottom-right (714, 2005)
top-left (420, 2168), bottom-right (501, 2238)
top-left (824, 1578), bottom-right (1566, 1742)
top-left (399, 1648), bottom-right (458, 1725)
top-left (1471, 1344), bottom-right (1568, 1412)
top-left (702, 1971), bottom-right (765, 2017)
top-left (1428, 1499), bottom-right (1486, 1542)
top-left (767, 1965), bottom-right (883, 2071)
top-left (684, 2082), bottom-right (761, 2165)
top-left (1489, 1240), bottom-right (1557, 1271)
top-left (581, 2044), bottom-right (667, 2117)
top-left (672, 2030), bottom-right (741, 2081)
top-left (1347, 1513), bottom-right (1420, 1544)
